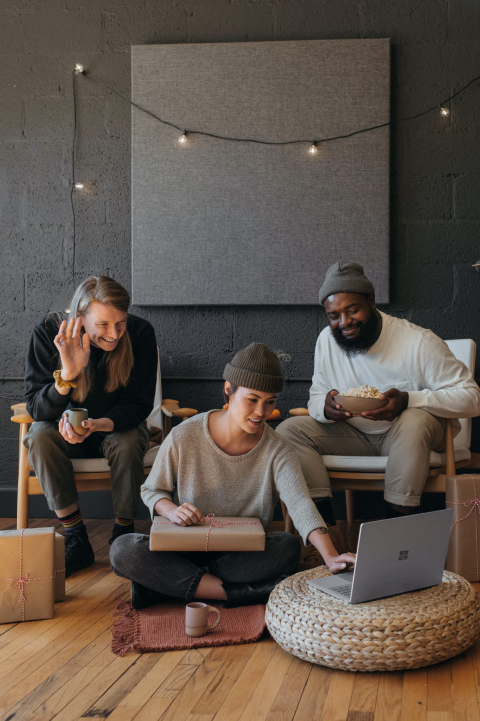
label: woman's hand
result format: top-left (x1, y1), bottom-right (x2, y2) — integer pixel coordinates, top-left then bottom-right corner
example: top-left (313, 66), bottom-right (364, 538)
top-left (59, 415), bottom-right (94, 444)
top-left (325, 552), bottom-right (356, 574)
top-left (168, 503), bottom-right (204, 527)
top-left (53, 317), bottom-right (90, 380)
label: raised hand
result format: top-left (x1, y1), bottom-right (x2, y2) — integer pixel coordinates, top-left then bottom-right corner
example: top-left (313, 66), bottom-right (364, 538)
top-left (324, 389), bottom-right (352, 421)
top-left (53, 317), bottom-right (90, 380)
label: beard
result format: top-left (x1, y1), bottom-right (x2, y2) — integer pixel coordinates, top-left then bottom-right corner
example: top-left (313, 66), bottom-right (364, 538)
top-left (331, 311), bottom-right (380, 356)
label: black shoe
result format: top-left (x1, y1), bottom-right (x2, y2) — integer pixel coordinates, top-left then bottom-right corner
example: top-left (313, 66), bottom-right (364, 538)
top-left (130, 581), bottom-right (167, 610)
top-left (222, 575), bottom-right (288, 608)
top-left (64, 525), bottom-right (95, 578)
top-left (109, 522), bottom-right (135, 545)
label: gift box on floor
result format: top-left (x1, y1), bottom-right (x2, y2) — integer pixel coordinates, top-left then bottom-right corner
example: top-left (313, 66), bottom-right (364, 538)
top-left (150, 515), bottom-right (265, 552)
top-left (446, 474), bottom-right (480, 582)
top-left (54, 532), bottom-right (65, 603)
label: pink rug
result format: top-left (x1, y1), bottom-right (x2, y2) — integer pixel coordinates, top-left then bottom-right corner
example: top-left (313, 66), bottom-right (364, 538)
top-left (111, 600), bottom-right (266, 656)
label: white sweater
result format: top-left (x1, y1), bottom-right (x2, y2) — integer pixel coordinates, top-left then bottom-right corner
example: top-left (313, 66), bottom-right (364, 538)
top-left (308, 311), bottom-right (480, 435)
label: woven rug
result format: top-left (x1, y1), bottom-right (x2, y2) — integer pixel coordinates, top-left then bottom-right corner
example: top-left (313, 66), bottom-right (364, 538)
top-left (111, 600), bottom-right (266, 656)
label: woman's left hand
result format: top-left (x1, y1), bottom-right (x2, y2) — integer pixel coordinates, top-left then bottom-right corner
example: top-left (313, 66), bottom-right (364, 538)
top-left (326, 552), bottom-right (356, 574)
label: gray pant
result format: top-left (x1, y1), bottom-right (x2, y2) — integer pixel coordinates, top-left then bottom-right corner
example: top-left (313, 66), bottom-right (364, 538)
top-left (110, 531), bottom-right (301, 602)
top-left (276, 409), bottom-right (446, 507)
top-left (24, 421), bottom-right (150, 517)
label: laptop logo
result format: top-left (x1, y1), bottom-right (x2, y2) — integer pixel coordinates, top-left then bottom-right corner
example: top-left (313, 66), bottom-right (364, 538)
top-left (399, 550), bottom-right (409, 560)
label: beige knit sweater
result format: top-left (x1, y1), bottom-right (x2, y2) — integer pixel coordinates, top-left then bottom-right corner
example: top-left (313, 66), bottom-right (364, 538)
top-left (141, 410), bottom-right (324, 545)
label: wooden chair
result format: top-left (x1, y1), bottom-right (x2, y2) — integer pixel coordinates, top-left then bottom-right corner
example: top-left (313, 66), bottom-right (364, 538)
top-left (11, 352), bottom-right (197, 529)
top-left (283, 338), bottom-right (476, 532)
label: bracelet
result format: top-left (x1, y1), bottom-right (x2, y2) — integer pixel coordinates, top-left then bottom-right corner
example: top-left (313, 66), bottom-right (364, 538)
top-left (53, 369), bottom-right (79, 389)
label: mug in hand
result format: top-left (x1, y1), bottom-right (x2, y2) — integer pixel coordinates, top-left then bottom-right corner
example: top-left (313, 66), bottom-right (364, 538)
top-left (185, 602), bottom-right (221, 637)
top-left (65, 408), bottom-right (88, 435)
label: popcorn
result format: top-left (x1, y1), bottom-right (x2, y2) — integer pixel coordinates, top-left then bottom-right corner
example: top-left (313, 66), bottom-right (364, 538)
top-left (341, 384), bottom-right (382, 399)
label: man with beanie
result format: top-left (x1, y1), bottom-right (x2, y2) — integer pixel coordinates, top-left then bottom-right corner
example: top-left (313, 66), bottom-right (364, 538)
top-left (277, 261), bottom-right (480, 516)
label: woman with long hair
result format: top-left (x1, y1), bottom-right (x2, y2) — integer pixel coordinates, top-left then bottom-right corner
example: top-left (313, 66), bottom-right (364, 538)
top-left (110, 343), bottom-right (355, 609)
top-left (24, 276), bottom-right (157, 576)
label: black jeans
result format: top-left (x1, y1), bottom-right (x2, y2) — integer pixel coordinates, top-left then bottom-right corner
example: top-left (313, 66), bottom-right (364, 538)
top-left (24, 421), bottom-right (150, 517)
top-left (110, 531), bottom-right (301, 602)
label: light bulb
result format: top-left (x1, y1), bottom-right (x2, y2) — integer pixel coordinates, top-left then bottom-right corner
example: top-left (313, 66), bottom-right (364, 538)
top-left (440, 106), bottom-right (450, 117)
top-left (179, 132), bottom-right (188, 144)
top-left (74, 64), bottom-right (85, 74)
top-left (74, 182), bottom-right (85, 190)
top-left (65, 308), bottom-right (71, 313)
top-left (309, 142), bottom-right (318, 154)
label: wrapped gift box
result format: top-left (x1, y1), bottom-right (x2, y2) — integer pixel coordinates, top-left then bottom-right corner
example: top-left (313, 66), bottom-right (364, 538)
top-left (0, 527), bottom-right (55, 623)
top-left (150, 515), bottom-right (265, 552)
top-left (54, 533), bottom-right (65, 603)
top-left (446, 474), bottom-right (480, 582)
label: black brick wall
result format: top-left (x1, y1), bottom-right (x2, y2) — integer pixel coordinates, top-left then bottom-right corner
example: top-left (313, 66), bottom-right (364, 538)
top-left (1, 0), bottom-right (479, 494)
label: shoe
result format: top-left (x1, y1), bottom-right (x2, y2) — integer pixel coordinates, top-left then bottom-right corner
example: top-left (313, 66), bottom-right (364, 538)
top-left (130, 581), bottom-right (167, 610)
top-left (64, 525), bottom-right (95, 578)
top-left (222, 575), bottom-right (288, 608)
top-left (109, 522), bottom-right (135, 545)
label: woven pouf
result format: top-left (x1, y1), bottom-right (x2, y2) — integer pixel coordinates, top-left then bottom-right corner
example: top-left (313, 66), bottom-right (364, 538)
top-left (266, 567), bottom-right (480, 672)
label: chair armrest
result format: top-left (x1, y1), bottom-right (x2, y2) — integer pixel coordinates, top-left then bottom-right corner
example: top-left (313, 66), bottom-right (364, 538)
top-left (289, 408), bottom-right (309, 416)
top-left (11, 413), bottom-right (34, 424)
top-left (11, 403), bottom-right (28, 414)
top-left (161, 400), bottom-right (198, 419)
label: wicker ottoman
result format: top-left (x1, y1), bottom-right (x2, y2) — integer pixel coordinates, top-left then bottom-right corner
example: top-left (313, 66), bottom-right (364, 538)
top-left (266, 567), bottom-right (480, 672)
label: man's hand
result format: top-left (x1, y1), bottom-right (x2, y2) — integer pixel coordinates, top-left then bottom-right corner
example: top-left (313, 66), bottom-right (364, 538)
top-left (53, 317), bottom-right (90, 381)
top-left (361, 388), bottom-right (409, 422)
top-left (168, 503), bottom-right (204, 527)
top-left (324, 389), bottom-right (352, 421)
top-left (326, 552), bottom-right (356, 574)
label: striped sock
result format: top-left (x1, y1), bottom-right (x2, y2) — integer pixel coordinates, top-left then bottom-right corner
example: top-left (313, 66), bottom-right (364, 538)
top-left (115, 514), bottom-right (133, 527)
top-left (59, 508), bottom-right (84, 533)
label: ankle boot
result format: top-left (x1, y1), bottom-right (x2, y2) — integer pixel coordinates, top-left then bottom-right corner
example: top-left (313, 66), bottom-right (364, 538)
top-left (130, 581), bottom-right (168, 610)
top-left (222, 575), bottom-right (287, 608)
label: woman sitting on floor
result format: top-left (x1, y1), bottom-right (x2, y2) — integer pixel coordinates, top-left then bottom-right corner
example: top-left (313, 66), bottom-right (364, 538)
top-left (110, 343), bottom-right (355, 608)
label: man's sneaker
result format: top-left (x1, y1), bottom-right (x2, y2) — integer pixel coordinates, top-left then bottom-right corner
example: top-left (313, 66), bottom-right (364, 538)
top-left (64, 525), bottom-right (95, 578)
top-left (131, 581), bottom-right (167, 610)
top-left (109, 522), bottom-right (135, 545)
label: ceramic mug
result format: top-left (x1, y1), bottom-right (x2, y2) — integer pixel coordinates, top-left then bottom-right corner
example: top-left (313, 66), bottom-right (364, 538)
top-left (65, 408), bottom-right (88, 435)
top-left (185, 602), bottom-right (221, 637)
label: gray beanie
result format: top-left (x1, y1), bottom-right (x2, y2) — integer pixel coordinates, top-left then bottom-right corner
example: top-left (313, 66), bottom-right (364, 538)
top-left (319, 261), bottom-right (375, 305)
top-left (223, 343), bottom-right (285, 393)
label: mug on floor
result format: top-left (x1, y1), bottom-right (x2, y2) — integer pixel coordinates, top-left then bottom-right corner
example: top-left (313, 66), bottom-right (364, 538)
top-left (185, 602), bottom-right (221, 637)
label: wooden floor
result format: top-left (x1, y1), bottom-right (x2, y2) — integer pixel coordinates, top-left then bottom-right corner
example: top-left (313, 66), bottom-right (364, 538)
top-left (2, 518), bottom-right (480, 721)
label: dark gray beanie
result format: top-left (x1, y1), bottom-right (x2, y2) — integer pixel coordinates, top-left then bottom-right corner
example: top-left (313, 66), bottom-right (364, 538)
top-left (319, 261), bottom-right (375, 305)
top-left (223, 343), bottom-right (285, 393)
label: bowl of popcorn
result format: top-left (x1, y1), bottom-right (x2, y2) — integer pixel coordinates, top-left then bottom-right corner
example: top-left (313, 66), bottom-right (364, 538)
top-left (335, 385), bottom-right (387, 413)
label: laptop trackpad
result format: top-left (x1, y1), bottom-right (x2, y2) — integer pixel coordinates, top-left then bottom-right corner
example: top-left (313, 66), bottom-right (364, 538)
top-left (307, 571), bottom-right (354, 593)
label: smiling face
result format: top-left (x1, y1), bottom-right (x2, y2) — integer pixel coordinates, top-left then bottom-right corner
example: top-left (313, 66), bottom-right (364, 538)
top-left (324, 292), bottom-right (381, 355)
top-left (225, 383), bottom-right (277, 435)
top-left (80, 301), bottom-right (128, 352)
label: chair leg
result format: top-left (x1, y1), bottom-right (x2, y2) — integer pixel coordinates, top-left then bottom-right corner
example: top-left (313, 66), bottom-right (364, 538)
top-left (281, 501), bottom-right (294, 534)
top-left (444, 418), bottom-right (456, 477)
top-left (17, 423), bottom-right (31, 529)
top-left (345, 490), bottom-right (354, 525)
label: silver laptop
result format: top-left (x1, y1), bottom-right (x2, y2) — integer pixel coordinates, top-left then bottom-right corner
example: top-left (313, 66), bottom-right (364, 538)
top-left (307, 509), bottom-right (453, 604)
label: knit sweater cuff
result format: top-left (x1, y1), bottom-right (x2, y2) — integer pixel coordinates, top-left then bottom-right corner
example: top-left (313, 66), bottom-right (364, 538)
top-left (46, 383), bottom-right (71, 411)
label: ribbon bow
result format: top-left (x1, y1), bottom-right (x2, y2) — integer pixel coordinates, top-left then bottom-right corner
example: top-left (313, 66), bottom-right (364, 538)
top-left (447, 474), bottom-right (480, 582)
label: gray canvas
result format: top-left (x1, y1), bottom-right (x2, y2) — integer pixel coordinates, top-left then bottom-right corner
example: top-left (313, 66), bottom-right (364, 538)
top-left (131, 39), bottom-right (390, 305)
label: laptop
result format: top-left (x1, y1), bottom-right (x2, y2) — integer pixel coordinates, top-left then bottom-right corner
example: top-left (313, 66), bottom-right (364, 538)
top-left (307, 509), bottom-right (453, 604)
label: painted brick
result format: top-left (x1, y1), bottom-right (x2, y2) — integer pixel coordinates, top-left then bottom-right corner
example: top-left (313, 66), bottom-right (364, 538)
top-left (186, 1), bottom-right (274, 43)
top-left (455, 175), bottom-right (480, 220)
top-left (102, 6), bottom-right (187, 52)
top-left (359, 0), bottom-right (449, 44)
top-left (275, 0), bottom-right (360, 40)
top-left (23, 10), bottom-right (103, 55)
top-left (405, 221), bottom-right (480, 264)
top-left (396, 175), bottom-right (452, 222)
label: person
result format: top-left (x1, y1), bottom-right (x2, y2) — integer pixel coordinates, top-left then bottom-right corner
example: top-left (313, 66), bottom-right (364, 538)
top-left (277, 261), bottom-right (480, 518)
top-left (24, 276), bottom-right (157, 577)
top-left (110, 343), bottom-right (355, 609)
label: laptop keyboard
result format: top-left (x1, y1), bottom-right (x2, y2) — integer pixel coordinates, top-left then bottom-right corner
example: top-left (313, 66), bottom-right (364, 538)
top-left (329, 584), bottom-right (352, 598)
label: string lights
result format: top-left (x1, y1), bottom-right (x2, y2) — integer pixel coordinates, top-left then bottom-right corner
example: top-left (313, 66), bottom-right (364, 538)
top-left (308, 142), bottom-right (318, 154)
top-left (178, 132), bottom-right (188, 144)
top-left (440, 105), bottom-right (450, 117)
top-left (74, 182), bottom-right (85, 190)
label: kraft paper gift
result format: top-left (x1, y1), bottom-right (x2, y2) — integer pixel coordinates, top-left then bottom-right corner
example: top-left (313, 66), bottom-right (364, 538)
top-left (446, 474), bottom-right (480, 582)
top-left (54, 533), bottom-right (65, 603)
top-left (0, 527), bottom-right (55, 623)
top-left (150, 515), bottom-right (266, 552)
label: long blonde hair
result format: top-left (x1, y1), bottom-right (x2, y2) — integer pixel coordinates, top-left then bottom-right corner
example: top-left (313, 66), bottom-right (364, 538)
top-left (65, 276), bottom-right (134, 402)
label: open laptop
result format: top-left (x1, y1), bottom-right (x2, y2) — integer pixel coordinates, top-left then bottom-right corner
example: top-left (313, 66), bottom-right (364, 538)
top-left (307, 509), bottom-right (453, 604)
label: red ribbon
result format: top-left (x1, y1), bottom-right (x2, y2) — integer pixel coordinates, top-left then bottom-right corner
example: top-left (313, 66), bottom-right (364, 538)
top-left (154, 513), bottom-right (261, 552)
top-left (0, 529), bottom-right (63, 621)
top-left (447, 474), bottom-right (480, 582)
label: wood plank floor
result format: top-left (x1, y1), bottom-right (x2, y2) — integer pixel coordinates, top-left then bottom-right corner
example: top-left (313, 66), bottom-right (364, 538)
top-left (1, 517), bottom-right (480, 721)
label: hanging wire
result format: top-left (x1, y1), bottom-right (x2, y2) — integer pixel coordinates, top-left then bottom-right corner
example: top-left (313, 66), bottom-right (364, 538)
top-left (82, 70), bottom-right (480, 146)
top-left (71, 69), bottom-right (79, 280)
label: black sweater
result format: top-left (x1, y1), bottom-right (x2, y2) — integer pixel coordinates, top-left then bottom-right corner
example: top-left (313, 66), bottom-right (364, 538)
top-left (25, 314), bottom-right (157, 433)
